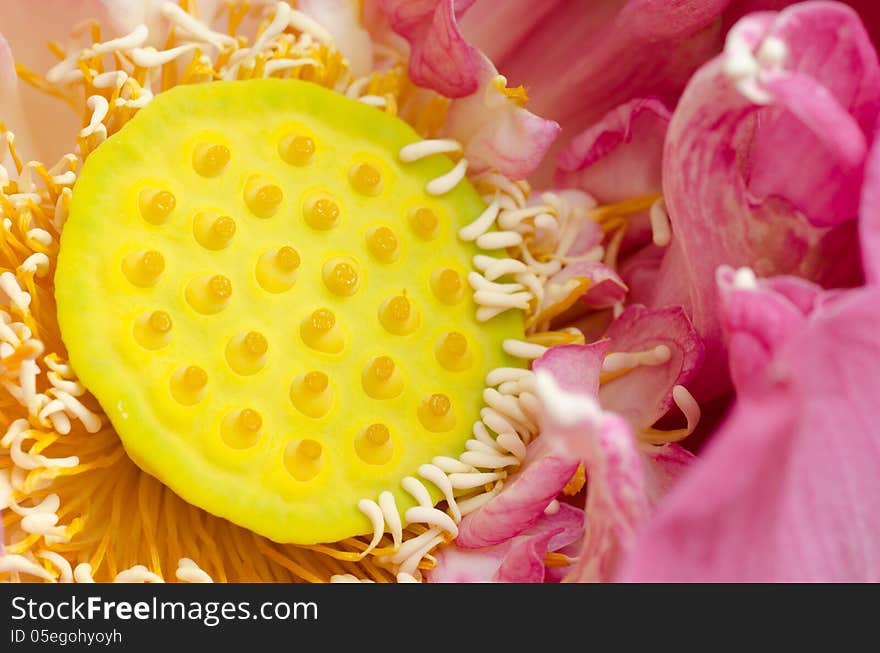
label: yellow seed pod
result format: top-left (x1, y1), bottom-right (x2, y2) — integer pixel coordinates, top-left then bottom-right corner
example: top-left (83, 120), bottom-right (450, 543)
top-left (55, 79), bottom-right (524, 544)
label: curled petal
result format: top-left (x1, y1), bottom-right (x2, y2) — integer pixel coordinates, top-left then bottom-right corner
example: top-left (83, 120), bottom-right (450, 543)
top-left (556, 98), bottom-right (671, 203)
top-left (379, 0), bottom-right (478, 98)
top-left (599, 305), bottom-right (705, 430)
top-left (444, 54), bottom-right (560, 179)
top-left (619, 286), bottom-right (880, 582)
top-left (455, 453), bottom-right (578, 549)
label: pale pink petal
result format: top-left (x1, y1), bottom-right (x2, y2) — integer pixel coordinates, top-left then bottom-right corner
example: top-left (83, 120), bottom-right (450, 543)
top-left (444, 54), bottom-right (560, 179)
top-left (492, 530), bottom-right (557, 583)
top-left (455, 452), bottom-right (578, 549)
top-left (556, 98), bottom-right (670, 204)
top-left (533, 340), bottom-right (610, 398)
top-left (378, 0), bottom-right (478, 98)
top-left (619, 285), bottom-right (880, 582)
top-left (297, 0), bottom-right (374, 76)
top-left (641, 443), bottom-right (696, 509)
top-left (599, 305), bottom-right (705, 430)
top-left (0, 33), bottom-right (35, 169)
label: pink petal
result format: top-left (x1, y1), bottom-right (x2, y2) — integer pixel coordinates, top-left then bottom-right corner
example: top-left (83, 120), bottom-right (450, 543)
top-left (549, 261), bottom-right (628, 310)
top-left (461, 0), bottom-right (728, 183)
top-left (648, 2), bottom-right (877, 400)
top-left (556, 98), bottom-right (671, 204)
top-left (379, 0), bottom-right (478, 98)
top-left (599, 305), bottom-right (705, 430)
top-left (444, 54), bottom-right (560, 179)
top-left (455, 452), bottom-right (578, 549)
top-left (428, 505), bottom-right (584, 583)
top-left (641, 443), bottom-right (696, 509)
top-left (619, 285), bottom-right (880, 582)
top-left (861, 129), bottom-right (880, 285)
top-left (533, 340), bottom-right (610, 398)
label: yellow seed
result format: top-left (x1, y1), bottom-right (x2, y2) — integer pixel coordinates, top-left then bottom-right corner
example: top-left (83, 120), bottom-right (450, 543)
top-left (139, 189), bottom-right (176, 225)
top-left (186, 275), bottom-right (232, 315)
top-left (300, 308), bottom-right (345, 354)
top-left (192, 143), bottom-right (230, 177)
top-left (279, 134), bottom-right (315, 166)
top-left (122, 250), bottom-right (165, 287)
top-left (410, 207), bottom-right (439, 239)
top-left (322, 258), bottom-right (360, 296)
top-left (225, 331), bottom-right (268, 376)
top-left (134, 310), bottom-right (173, 350)
top-left (304, 371), bottom-right (328, 393)
top-left (355, 424), bottom-right (393, 466)
top-left (365, 423), bottom-right (389, 445)
top-left (366, 226), bottom-right (399, 263)
top-left (431, 267), bottom-right (463, 304)
top-left (435, 331), bottom-right (473, 372)
top-left (304, 197), bottom-right (340, 230)
top-left (245, 176), bottom-right (283, 219)
top-left (284, 439), bottom-right (324, 481)
top-left (170, 365), bottom-right (208, 406)
top-left (193, 212), bottom-right (236, 250)
top-left (378, 294), bottom-right (419, 335)
top-left (418, 393), bottom-right (456, 432)
top-left (221, 408), bottom-right (262, 449)
top-left (349, 162), bottom-right (383, 196)
top-left (290, 372), bottom-right (332, 418)
top-left (256, 246), bottom-right (300, 294)
top-left (362, 356), bottom-right (404, 399)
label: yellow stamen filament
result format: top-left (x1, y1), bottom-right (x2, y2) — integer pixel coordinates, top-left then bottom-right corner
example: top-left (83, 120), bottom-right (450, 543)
top-left (284, 439), bottom-right (323, 482)
top-left (349, 163), bottom-right (383, 196)
top-left (185, 274), bottom-right (232, 315)
top-left (355, 424), bottom-right (393, 466)
top-left (192, 143), bottom-right (231, 177)
top-left (365, 226), bottom-right (400, 263)
top-left (138, 189), bottom-right (176, 225)
top-left (221, 408), bottom-right (262, 449)
top-left (289, 371), bottom-right (332, 419)
top-left (418, 393), bottom-right (455, 432)
top-left (435, 332), bottom-right (472, 372)
top-left (361, 356), bottom-right (404, 400)
top-left (193, 212), bottom-right (236, 250)
top-left (122, 250), bottom-right (165, 287)
top-left (527, 330), bottom-right (586, 347)
top-left (409, 207), bottom-right (439, 240)
top-left (430, 268), bottom-right (464, 305)
top-left (170, 365), bottom-right (208, 406)
top-left (322, 257), bottom-right (360, 296)
top-left (299, 308), bottom-right (345, 354)
top-left (378, 294), bottom-right (419, 335)
top-left (225, 331), bottom-right (268, 376)
top-left (304, 196), bottom-right (340, 230)
top-left (134, 310), bottom-right (173, 350)
top-left (562, 463), bottom-right (586, 496)
top-left (279, 133), bottom-right (315, 166)
top-left (244, 176), bottom-right (283, 219)
top-left (255, 246), bottom-right (300, 293)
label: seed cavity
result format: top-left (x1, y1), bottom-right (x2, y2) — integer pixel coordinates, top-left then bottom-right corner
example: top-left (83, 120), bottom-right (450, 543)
top-left (300, 308), bottom-right (345, 354)
top-left (122, 249), bottom-right (165, 287)
top-left (290, 371), bottom-right (333, 418)
top-left (225, 330), bottom-right (268, 376)
top-left (222, 408), bottom-right (262, 449)
top-left (418, 393), bottom-right (456, 432)
top-left (361, 355), bottom-right (404, 400)
top-left (192, 143), bottom-right (231, 177)
top-left (355, 424), bottom-right (394, 466)
top-left (322, 257), bottom-right (360, 297)
top-left (134, 310), bottom-right (173, 350)
top-left (409, 207), bottom-right (439, 240)
top-left (193, 212), bottom-right (236, 250)
top-left (185, 274), bottom-right (232, 315)
top-left (304, 195), bottom-right (340, 230)
top-left (431, 267), bottom-right (464, 305)
top-left (256, 246), bottom-right (300, 293)
top-left (139, 189), bottom-right (176, 225)
top-left (365, 226), bottom-right (399, 264)
top-left (279, 133), bottom-right (315, 166)
top-left (284, 439), bottom-right (324, 482)
top-left (170, 365), bottom-right (208, 406)
top-left (435, 332), bottom-right (472, 372)
top-left (378, 294), bottom-right (419, 336)
top-left (244, 175), bottom-right (283, 219)
top-left (349, 162), bottom-right (383, 196)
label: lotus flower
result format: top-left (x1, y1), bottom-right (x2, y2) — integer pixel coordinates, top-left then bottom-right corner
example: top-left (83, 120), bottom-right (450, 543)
top-left (1, 0), bottom-right (878, 585)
